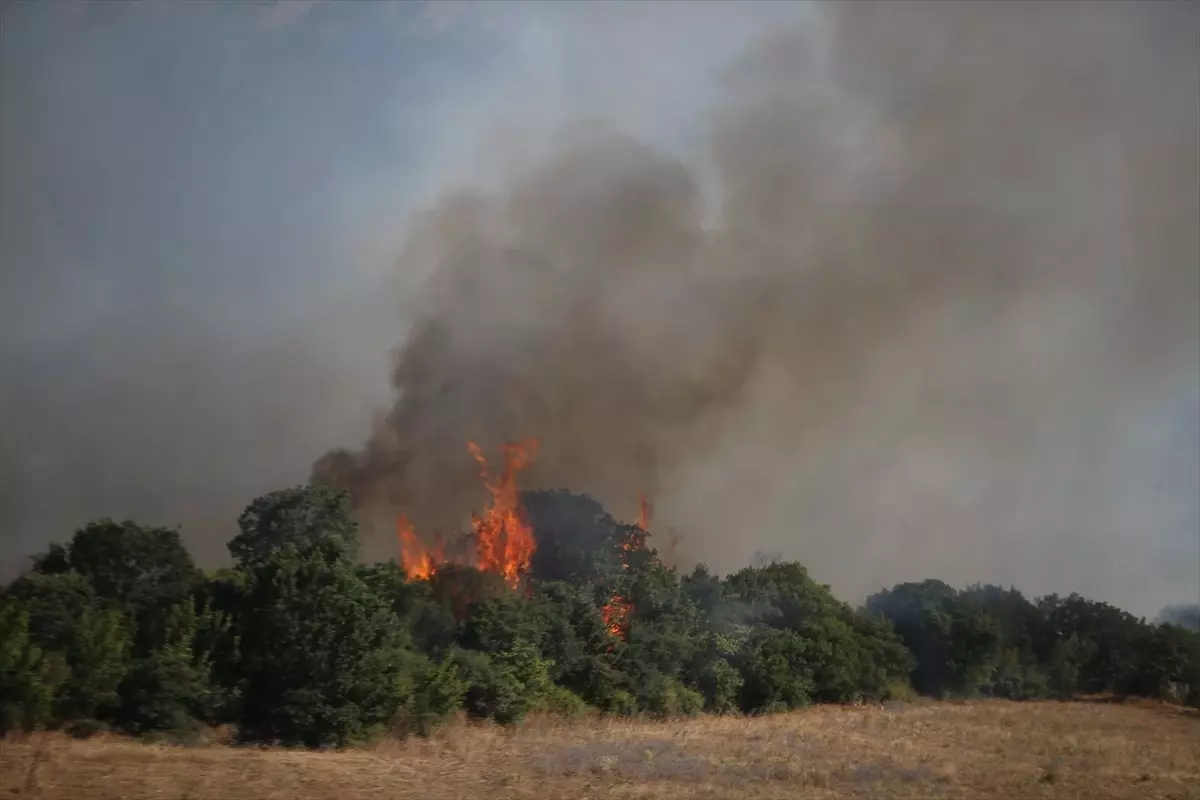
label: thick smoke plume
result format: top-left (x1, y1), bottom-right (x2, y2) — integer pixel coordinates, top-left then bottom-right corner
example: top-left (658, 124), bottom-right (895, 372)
top-left (313, 2), bottom-right (1200, 614)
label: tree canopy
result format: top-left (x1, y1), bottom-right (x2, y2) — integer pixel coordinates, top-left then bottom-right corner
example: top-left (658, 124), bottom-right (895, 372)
top-left (2, 486), bottom-right (1196, 743)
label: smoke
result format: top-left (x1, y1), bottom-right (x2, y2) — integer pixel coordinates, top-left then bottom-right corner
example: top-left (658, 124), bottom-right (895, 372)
top-left (1, 2), bottom-right (1195, 618)
top-left (314, 1), bottom-right (1199, 616)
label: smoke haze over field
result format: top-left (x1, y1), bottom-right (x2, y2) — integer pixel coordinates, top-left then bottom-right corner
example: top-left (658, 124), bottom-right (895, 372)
top-left (2, 2), bottom-right (1197, 617)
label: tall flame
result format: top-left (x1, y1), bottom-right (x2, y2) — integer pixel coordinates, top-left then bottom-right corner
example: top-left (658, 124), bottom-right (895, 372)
top-left (636, 491), bottom-right (652, 532)
top-left (395, 439), bottom-right (538, 588)
top-left (468, 439), bottom-right (539, 589)
top-left (397, 513), bottom-right (443, 581)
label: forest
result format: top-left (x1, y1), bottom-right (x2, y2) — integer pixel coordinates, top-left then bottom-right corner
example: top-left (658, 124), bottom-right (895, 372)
top-left (2, 479), bottom-right (1198, 749)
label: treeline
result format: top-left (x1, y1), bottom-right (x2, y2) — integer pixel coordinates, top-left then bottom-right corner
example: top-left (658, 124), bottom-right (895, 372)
top-left (2, 486), bottom-right (1197, 747)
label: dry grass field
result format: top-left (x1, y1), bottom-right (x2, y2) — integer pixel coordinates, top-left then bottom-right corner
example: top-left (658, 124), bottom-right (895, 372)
top-left (3, 700), bottom-right (1197, 800)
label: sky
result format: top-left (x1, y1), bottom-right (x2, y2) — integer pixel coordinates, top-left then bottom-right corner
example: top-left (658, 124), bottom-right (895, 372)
top-left (0, 1), bottom-right (1196, 617)
top-left (0, 0), bottom-right (805, 566)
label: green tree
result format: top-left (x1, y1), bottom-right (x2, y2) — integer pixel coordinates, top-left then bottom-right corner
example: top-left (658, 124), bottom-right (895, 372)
top-left (236, 538), bottom-right (406, 746)
top-left (0, 601), bottom-right (63, 734)
top-left (32, 521), bottom-right (197, 658)
top-left (459, 593), bottom-right (546, 655)
top-left (455, 641), bottom-right (553, 725)
top-left (694, 656), bottom-right (743, 713)
top-left (115, 601), bottom-right (212, 735)
top-left (530, 581), bottom-right (610, 694)
top-left (57, 605), bottom-right (132, 725)
top-left (722, 563), bottom-right (911, 701)
top-left (41, 520), bottom-right (196, 611)
top-left (736, 627), bottom-right (817, 712)
top-left (191, 569), bottom-right (248, 723)
top-left (393, 653), bottom-right (465, 737)
top-left (1036, 594), bottom-right (1144, 694)
top-left (4, 571), bottom-right (133, 728)
top-left (867, 581), bottom-right (1001, 697)
top-left (230, 485), bottom-right (359, 571)
top-left (5, 571), bottom-right (97, 655)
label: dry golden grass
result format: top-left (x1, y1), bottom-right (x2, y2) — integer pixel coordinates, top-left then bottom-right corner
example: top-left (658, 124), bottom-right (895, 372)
top-left (3, 700), bottom-right (1198, 800)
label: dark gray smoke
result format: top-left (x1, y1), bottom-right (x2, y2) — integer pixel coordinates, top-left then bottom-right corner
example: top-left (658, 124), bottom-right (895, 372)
top-left (313, 2), bottom-right (1200, 616)
top-left (1, 2), bottom-right (1194, 617)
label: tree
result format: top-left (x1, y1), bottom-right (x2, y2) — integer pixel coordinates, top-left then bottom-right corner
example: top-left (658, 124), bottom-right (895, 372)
top-left (722, 562), bottom-right (911, 701)
top-left (4, 570), bottom-right (133, 728)
top-left (523, 490), bottom-right (627, 584)
top-left (5, 571), bottom-right (98, 654)
top-left (736, 627), bottom-right (817, 712)
top-left (236, 544), bottom-right (406, 747)
top-left (1036, 593), bottom-right (1145, 694)
top-left (867, 581), bottom-right (1001, 697)
top-left (56, 605), bottom-right (132, 725)
top-left (530, 581), bottom-right (611, 692)
top-left (455, 641), bottom-right (553, 725)
top-left (459, 593), bottom-right (546, 655)
top-left (0, 600), bottom-right (63, 734)
top-left (42, 520), bottom-right (196, 612)
top-left (393, 653), bottom-right (465, 737)
top-left (694, 656), bottom-right (743, 713)
top-left (191, 569), bottom-right (248, 724)
top-left (229, 485), bottom-right (358, 571)
top-left (115, 601), bottom-right (212, 735)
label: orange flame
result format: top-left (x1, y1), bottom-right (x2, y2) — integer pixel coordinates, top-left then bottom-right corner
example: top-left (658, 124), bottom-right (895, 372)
top-left (395, 439), bottom-right (538, 588)
top-left (601, 595), bottom-right (633, 638)
top-left (468, 439), bottom-right (539, 589)
top-left (601, 495), bottom-right (653, 640)
top-left (397, 513), bottom-right (443, 581)
top-left (636, 491), bottom-right (652, 533)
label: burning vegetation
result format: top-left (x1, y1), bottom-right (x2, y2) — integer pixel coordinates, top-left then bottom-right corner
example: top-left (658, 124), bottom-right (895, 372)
top-left (396, 440), bottom-right (540, 589)
top-left (395, 439), bottom-right (660, 641)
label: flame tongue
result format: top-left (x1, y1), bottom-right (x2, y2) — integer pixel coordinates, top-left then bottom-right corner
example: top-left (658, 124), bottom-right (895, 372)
top-left (468, 439), bottom-right (539, 589)
top-left (396, 439), bottom-right (538, 587)
top-left (398, 513), bottom-right (442, 581)
top-left (636, 491), bottom-right (652, 533)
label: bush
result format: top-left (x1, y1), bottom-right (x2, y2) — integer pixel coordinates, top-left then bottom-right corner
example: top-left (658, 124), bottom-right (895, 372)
top-left (394, 655), bottom-right (465, 737)
top-left (599, 688), bottom-right (637, 717)
top-left (736, 628), bottom-right (817, 713)
top-left (696, 658), bottom-right (743, 713)
top-left (639, 674), bottom-right (703, 718)
top-left (539, 685), bottom-right (591, 717)
top-left (0, 602), bottom-right (63, 734)
top-left (456, 642), bottom-right (553, 725)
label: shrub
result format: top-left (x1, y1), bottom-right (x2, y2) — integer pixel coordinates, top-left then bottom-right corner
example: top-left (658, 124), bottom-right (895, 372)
top-left (539, 685), bottom-right (591, 717)
top-left (696, 658), bottom-right (744, 713)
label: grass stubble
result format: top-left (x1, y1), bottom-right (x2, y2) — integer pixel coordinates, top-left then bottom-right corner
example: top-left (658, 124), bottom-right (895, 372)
top-left (2, 700), bottom-right (1197, 800)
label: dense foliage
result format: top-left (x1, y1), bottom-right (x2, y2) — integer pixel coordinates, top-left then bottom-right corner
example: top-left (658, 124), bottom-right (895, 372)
top-left (2, 486), bottom-right (1197, 744)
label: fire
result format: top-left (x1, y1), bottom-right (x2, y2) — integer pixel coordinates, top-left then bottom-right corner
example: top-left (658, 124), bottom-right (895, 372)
top-left (467, 439), bottom-right (539, 589)
top-left (602, 493), bottom-right (653, 639)
top-left (395, 439), bottom-right (539, 589)
top-left (618, 492), bottom-right (652, 567)
top-left (636, 491), bottom-right (652, 532)
top-left (397, 513), bottom-right (443, 581)
top-left (601, 595), bottom-right (633, 638)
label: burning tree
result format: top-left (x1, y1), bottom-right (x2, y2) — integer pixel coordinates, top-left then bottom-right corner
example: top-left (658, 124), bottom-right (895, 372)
top-left (397, 440), bottom-right (539, 589)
